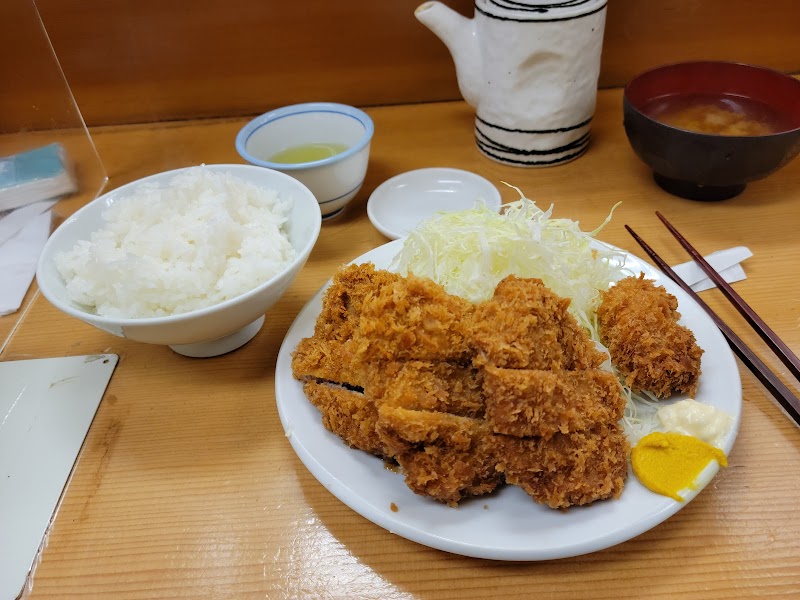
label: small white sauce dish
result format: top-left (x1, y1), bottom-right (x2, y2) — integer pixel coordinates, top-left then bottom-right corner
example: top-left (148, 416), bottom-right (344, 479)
top-left (36, 164), bottom-right (321, 358)
top-left (236, 102), bottom-right (374, 219)
top-left (367, 167), bottom-right (502, 239)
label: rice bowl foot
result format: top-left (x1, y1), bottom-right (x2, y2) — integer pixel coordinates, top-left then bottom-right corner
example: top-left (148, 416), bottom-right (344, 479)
top-left (168, 315), bottom-right (265, 358)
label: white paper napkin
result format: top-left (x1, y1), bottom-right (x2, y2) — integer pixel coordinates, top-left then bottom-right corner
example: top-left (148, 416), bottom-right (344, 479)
top-left (672, 246), bottom-right (752, 293)
top-left (0, 200), bottom-right (56, 246)
top-left (0, 210), bottom-right (52, 316)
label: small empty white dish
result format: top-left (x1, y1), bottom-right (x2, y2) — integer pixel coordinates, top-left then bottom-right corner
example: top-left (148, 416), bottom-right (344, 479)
top-left (367, 168), bottom-right (502, 239)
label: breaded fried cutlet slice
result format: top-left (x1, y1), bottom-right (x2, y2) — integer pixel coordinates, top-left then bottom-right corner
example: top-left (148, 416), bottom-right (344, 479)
top-left (471, 276), bottom-right (605, 370)
top-left (292, 337), bottom-right (363, 388)
top-left (376, 405), bottom-right (501, 505)
top-left (293, 263), bottom-right (402, 388)
top-left (377, 361), bottom-right (485, 419)
top-left (483, 366), bottom-right (625, 438)
top-left (377, 405), bottom-right (482, 455)
top-left (597, 274), bottom-right (703, 398)
top-left (303, 381), bottom-right (385, 457)
top-left (494, 423), bottom-right (629, 509)
top-left (314, 263), bottom-right (400, 342)
top-left (352, 274), bottom-right (474, 363)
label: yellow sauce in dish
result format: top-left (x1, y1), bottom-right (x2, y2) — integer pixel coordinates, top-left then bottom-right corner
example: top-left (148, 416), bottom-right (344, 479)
top-left (631, 431), bottom-right (728, 502)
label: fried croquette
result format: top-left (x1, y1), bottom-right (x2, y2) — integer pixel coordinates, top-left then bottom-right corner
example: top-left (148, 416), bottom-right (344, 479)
top-left (483, 366), bottom-right (625, 438)
top-left (598, 274), bottom-right (703, 398)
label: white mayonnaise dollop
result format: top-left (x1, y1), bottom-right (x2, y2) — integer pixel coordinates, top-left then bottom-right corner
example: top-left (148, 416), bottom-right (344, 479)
top-left (657, 399), bottom-right (733, 449)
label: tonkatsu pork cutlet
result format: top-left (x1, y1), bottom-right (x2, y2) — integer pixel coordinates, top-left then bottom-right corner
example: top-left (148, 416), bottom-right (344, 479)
top-left (376, 405), bottom-right (501, 505)
top-left (292, 263), bottom-right (399, 388)
top-left (375, 360), bottom-right (485, 419)
top-left (292, 337), bottom-right (364, 388)
top-left (598, 274), bottom-right (703, 398)
top-left (303, 381), bottom-right (386, 457)
top-left (295, 266), bottom-right (634, 510)
top-left (494, 423), bottom-right (629, 509)
top-left (313, 262), bottom-right (400, 342)
top-left (351, 273), bottom-right (474, 363)
top-left (470, 276), bottom-right (605, 370)
top-left (483, 366), bottom-right (625, 438)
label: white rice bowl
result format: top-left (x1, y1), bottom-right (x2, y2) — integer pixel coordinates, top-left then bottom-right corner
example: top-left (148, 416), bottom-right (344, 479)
top-left (55, 167), bottom-right (297, 318)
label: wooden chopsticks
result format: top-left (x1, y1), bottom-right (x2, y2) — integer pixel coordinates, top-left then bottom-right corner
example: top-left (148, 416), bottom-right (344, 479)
top-left (656, 211), bottom-right (800, 383)
top-left (625, 222), bottom-right (800, 426)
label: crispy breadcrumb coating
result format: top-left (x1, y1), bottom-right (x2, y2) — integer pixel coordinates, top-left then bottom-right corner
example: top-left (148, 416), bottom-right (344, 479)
top-left (377, 405), bottom-right (627, 508)
top-left (291, 265), bottom-right (692, 510)
top-left (597, 274), bottom-right (703, 398)
top-left (378, 361), bottom-right (485, 418)
top-left (471, 276), bottom-right (605, 370)
top-left (494, 423), bottom-right (629, 509)
top-left (351, 274), bottom-right (475, 363)
top-left (483, 366), bottom-right (625, 438)
top-left (291, 338), bottom-right (362, 388)
top-left (376, 406), bottom-right (501, 505)
top-left (303, 381), bottom-right (386, 457)
top-left (314, 263), bottom-right (400, 342)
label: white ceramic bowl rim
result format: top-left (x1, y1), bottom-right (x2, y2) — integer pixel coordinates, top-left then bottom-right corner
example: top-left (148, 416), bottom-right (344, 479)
top-left (235, 102), bottom-right (374, 171)
top-left (37, 164), bottom-right (322, 327)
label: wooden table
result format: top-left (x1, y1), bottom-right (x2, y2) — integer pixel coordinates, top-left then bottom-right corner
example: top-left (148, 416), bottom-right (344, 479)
top-left (3, 89), bottom-right (800, 599)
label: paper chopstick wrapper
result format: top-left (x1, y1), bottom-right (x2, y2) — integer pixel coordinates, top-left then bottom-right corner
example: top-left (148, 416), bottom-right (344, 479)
top-left (672, 246), bottom-right (752, 292)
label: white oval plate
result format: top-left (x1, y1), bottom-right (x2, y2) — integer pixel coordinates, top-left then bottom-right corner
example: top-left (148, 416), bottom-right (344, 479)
top-left (367, 168), bottom-right (502, 240)
top-left (275, 240), bottom-right (742, 560)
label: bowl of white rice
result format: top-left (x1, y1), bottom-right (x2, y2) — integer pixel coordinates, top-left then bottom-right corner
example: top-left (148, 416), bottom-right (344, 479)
top-left (36, 164), bottom-right (321, 357)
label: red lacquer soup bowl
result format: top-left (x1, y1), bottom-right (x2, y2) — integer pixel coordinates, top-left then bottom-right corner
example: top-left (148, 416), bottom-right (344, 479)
top-left (623, 61), bottom-right (800, 201)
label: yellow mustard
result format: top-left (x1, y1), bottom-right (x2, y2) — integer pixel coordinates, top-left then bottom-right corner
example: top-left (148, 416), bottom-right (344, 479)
top-left (631, 431), bottom-right (728, 502)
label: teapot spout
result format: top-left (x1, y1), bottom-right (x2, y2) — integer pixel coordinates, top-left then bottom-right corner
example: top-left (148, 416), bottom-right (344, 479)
top-left (415, 2), bottom-right (481, 108)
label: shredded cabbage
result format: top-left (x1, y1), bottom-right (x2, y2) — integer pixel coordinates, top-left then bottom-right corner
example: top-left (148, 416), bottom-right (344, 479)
top-left (390, 186), bottom-right (660, 440)
top-left (391, 186), bottom-right (626, 336)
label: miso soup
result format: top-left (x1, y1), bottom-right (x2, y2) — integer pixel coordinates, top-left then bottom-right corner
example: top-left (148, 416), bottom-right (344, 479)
top-left (642, 93), bottom-right (793, 136)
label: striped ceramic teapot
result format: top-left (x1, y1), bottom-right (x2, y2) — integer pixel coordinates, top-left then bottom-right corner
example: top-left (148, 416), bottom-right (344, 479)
top-left (416, 0), bottom-right (607, 167)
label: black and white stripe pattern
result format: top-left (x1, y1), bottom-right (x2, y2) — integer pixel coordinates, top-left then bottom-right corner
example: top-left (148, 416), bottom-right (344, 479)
top-left (474, 115), bottom-right (592, 166)
top-left (477, 0), bottom-right (606, 22)
top-left (487, 0), bottom-right (595, 10)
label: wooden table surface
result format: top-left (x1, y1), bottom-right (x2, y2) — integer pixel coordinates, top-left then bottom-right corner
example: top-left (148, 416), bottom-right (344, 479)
top-left (3, 89), bottom-right (800, 599)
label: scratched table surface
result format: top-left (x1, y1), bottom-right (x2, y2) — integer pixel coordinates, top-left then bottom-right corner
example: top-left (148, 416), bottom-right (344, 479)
top-left (2, 90), bottom-right (800, 599)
